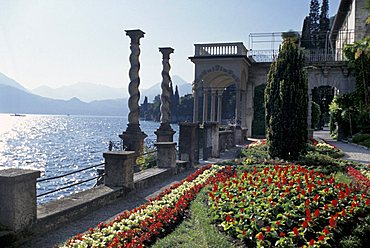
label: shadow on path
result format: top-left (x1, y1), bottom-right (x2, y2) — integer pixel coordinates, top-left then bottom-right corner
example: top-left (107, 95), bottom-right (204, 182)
top-left (314, 128), bottom-right (370, 165)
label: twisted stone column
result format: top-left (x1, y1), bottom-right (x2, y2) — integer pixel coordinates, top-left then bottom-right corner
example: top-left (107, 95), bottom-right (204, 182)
top-left (119, 29), bottom-right (147, 154)
top-left (156, 47), bottom-right (175, 142)
top-left (126, 29), bottom-right (144, 128)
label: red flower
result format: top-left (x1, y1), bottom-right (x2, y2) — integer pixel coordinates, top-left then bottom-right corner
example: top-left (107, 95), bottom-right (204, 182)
top-left (256, 232), bottom-right (264, 240)
top-left (293, 227), bottom-right (299, 236)
top-left (276, 220), bottom-right (280, 226)
top-left (318, 235), bottom-right (325, 241)
top-left (314, 209), bottom-right (320, 218)
top-left (225, 214), bottom-right (234, 223)
top-left (309, 239), bottom-right (315, 246)
top-left (366, 199), bottom-right (370, 206)
top-left (313, 194), bottom-right (320, 202)
top-left (266, 226), bottom-right (271, 232)
top-left (280, 231), bottom-right (286, 237)
top-left (329, 216), bottom-right (337, 228)
top-left (323, 227), bottom-right (329, 235)
top-left (302, 221), bottom-right (308, 228)
top-left (331, 200), bottom-right (338, 208)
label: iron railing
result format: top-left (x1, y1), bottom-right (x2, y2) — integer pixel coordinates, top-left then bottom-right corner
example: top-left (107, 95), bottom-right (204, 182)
top-left (36, 162), bottom-right (105, 198)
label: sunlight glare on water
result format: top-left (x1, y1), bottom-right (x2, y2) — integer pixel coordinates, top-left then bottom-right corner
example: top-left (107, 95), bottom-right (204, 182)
top-left (0, 113), bottom-right (178, 204)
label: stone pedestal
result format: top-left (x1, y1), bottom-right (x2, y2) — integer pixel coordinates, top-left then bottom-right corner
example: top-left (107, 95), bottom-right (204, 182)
top-left (155, 142), bottom-right (176, 169)
top-left (155, 123), bottom-right (175, 142)
top-left (232, 125), bottom-right (243, 145)
top-left (103, 151), bottom-right (136, 189)
top-left (0, 169), bottom-right (40, 232)
top-left (119, 123), bottom-right (147, 155)
top-left (204, 122), bottom-right (219, 158)
top-left (179, 122), bottom-right (199, 167)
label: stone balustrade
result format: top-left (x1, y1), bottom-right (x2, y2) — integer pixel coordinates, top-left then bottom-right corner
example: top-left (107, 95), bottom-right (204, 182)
top-left (194, 42), bottom-right (248, 56)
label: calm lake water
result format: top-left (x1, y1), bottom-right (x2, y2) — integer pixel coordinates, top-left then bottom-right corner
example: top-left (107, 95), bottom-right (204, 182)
top-left (0, 114), bottom-right (178, 204)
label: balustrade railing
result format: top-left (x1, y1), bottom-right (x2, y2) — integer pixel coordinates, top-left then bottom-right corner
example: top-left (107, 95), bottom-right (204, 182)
top-left (248, 50), bottom-right (279, 62)
top-left (194, 42), bottom-right (248, 56)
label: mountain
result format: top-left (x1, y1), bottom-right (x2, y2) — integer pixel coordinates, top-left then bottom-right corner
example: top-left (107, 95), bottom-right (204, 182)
top-left (31, 75), bottom-right (192, 103)
top-left (0, 72), bottom-right (29, 92)
top-left (141, 75), bottom-right (192, 101)
top-left (0, 84), bottom-right (128, 116)
top-left (32, 82), bottom-right (127, 102)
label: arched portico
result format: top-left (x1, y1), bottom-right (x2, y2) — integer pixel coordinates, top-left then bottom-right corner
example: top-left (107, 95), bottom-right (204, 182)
top-left (189, 42), bottom-right (254, 136)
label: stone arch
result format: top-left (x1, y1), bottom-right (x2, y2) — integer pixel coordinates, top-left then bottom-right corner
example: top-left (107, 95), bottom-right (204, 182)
top-left (195, 64), bottom-right (241, 89)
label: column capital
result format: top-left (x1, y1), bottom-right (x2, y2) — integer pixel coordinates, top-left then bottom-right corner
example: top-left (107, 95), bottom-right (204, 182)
top-left (159, 47), bottom-right (175, 59)
top-left (125, 29), bottom-right (145, 44)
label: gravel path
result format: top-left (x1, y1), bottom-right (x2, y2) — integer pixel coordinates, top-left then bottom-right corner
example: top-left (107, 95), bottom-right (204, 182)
top-left (20, 148), bottom-right (240, 248)
top-left (314, 129), bottom-right (370, 165)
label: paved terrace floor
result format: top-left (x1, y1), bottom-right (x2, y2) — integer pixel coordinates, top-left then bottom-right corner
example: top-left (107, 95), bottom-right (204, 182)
top-left (314, 128), bottom-right (370, 165)
top-left (21, 147), bottom-right (242, 248)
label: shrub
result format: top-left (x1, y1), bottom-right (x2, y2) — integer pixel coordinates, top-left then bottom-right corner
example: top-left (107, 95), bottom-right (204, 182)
top-left (265, 38), bottom-right (307, 160)
top-left (352, 133), bottom-right (370, 143)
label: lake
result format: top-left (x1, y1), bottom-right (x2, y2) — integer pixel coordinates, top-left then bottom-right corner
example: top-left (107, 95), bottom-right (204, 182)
top-left (0, 114), bottom-right (179, 204)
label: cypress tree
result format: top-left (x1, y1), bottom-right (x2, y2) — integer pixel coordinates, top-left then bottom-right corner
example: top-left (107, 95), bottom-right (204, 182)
top-left (301, 16), bottom-right (312, 49)
top-left (319, 0), bottom-right (330, 49)
top-left (265, 37), bottom-right (308, 160)
top-left (309, 0), bottom-right (320, 48)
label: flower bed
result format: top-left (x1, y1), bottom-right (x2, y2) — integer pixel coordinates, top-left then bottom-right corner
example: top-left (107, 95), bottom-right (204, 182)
top-left (208, 164), bottom-right (370, 247)
top-left (62, 164), bottom-right (233, 248)
top-left (347, 166), bottom-right (370, 188)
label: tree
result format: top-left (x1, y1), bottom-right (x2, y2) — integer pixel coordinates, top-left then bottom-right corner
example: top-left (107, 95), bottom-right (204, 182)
top-left (319, 0), bottom-right (330, 49)
top-left (309, 0), bottom-right (320, 48)
top-left (301, 16), bottom-right (312, 48)
top-left (177, 94), bottom-right (194, 122)
top-left (171, 85), bottom-right (180, 123)
top-left (366, 0), bottom-right (370, 24)
top-left (265, 38), bottom-right (308, 160)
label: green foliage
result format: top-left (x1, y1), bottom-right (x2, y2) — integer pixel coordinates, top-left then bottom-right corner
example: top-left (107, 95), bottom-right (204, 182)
top-left (344, 36), bottom-right (370, 108)
top-left (252, 84), bottom-right (266, 136)
top-left (265, 39), bottom-right (308, 160)
top-left (352, 133), bottom-right (370, 148)
top-left (352, 133), bottom-right (370, 143)
top-left (318, 0), bottom-right (330, 49)
top-left (329, 94), bottom-right (359, 139)
top-left (311, 101), bottom-right (321, 129)
top-left (153, 187), bottom-right (233, 248)
top-left (141, 92), bottom-right (194, 123)
top-left (177, 94), bottom-right (194, 122)
top-left (339, 214), bottom-right (370, 247)
top-left (309, 0), bottom-right (320, 47)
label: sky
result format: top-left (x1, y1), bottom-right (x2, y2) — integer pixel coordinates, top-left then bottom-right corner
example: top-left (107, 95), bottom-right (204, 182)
top-left (0, 0), bottom-right (341, 90)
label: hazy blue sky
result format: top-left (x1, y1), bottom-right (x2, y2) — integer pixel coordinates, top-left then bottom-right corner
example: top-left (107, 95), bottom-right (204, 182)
top-left (0, 0), bottom-right (340, 90)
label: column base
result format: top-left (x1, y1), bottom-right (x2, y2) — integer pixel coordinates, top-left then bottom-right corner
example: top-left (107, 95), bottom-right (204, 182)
top-left (119, 124), bottom-right (147, 154)
top-left (155, 123), bottom-right (175, 142)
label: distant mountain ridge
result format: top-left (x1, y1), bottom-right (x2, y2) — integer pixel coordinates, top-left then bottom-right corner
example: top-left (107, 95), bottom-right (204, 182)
top-left (0, 84), bottom-right (128, 116)
top-left (32, 82), bottom-right (128, 102)
top-left (0, 72), bottom-right (29, 92)
top-left (31, 75), bottom-right (192, 102)
top-left (0, 72), bottom-right (192, 116)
